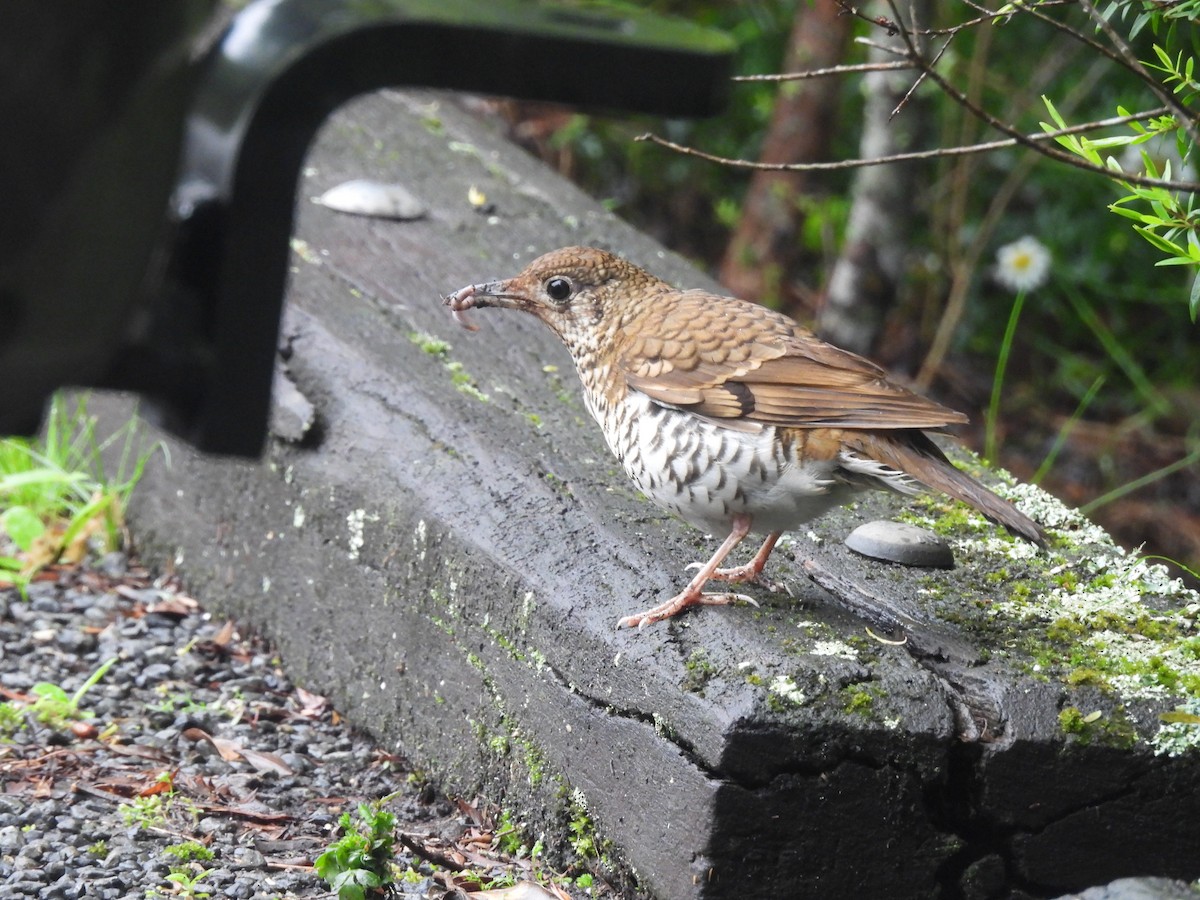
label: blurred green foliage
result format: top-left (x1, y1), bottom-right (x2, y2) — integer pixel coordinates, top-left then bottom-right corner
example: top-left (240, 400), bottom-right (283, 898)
top-left (545, 1), bottom-right (1198, 438)
top-left (543, 0), bottom-right (821, 261)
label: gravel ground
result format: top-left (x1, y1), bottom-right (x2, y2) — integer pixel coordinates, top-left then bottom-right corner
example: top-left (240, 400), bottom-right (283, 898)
top-left (8, 555), bottom-right (1194, 900)
top-left (0, 552), bottom-right (603, 899)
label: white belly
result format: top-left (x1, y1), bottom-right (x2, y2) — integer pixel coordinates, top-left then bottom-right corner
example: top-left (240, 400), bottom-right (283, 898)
top-left (589, 389), bottom-right (860, 535)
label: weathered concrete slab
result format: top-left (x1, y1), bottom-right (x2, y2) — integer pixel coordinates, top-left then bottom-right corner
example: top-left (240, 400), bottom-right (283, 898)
top-left (97, 90), bottom-right (1200, 898)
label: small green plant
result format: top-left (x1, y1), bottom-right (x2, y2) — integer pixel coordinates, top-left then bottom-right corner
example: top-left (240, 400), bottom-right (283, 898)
top-left (120, 793), bottom-right (170, 830)
top-left (314, 802), bottom-right (397, 900)
top-left (682, 648), bottom-right (717, 694)
top-left (0, 393), bottom-right (161, 593)
top-left (0, 656), bottom-right (117, 736)
top-left (164, 841), bottom-right (215, 864)
top-left (406, 331), bottom-right (489, 402)
top-left (490, 807), bottom-right (544, 862)
top-left (149, 842), bottom-right (217, 899)
top-left (568, 797), bottom-right (601, 862)
top-left (569, 814), bottom-right (596, 861)
top-left (0, 702), bottom-right (22, 738)
top-left (147, 867), bottom-right (212, 899)
top-left (150, 688), bottom-right (211, 717)
top-left (841, 683), bottom-right (876, 716)
top-left (119, 771), bottom-right (183, 830)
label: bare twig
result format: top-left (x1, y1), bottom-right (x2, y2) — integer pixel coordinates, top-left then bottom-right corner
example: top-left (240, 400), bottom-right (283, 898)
top-left (635, 105), bottom-right (1188, 182)
top-left (856, 36), bottom-right (911, 58)
top-left (835, 0), bottom-right (901, 35)
top-left (1075, 0), bottom-right (1200, 147)
top-left (877, 0), bottom-right (1198, 191)
top-left (892, 33), bottom-right (952, 120)
top-left (733, 61), bottom-right (914, 81)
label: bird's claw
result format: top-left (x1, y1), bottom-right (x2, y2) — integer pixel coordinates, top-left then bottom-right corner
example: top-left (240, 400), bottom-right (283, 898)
top-left (617, 591), bottom-right (757, 630)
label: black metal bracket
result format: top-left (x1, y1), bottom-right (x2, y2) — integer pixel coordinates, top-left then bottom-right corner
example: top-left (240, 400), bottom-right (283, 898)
top-left (138, 0), bottom-right (734, 454)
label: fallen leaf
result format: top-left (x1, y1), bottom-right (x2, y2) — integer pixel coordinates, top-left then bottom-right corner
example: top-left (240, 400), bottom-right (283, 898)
top-left (182, 727), bottom-right (293, 775)
top-left (237, 747), bottom-right (294, 777)
top-left (103, 742), bottom-right (172, 764)
top-left (293, 686), bottom-right (328, 718)
top-left (1160, 710), bottom-right (1200, 725)
top-left (454, 796), bottom-right (486, 827)
top-left (147, 593), bottom-right (199, 617)
top-left (211, 621), bottom-right (236, 646)
top-left (140, 774), bottom-right (176, 797)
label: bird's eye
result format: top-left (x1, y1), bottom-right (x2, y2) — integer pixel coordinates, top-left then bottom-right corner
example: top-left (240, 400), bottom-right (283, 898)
top-left (545, 277), bottom-right (572, 302)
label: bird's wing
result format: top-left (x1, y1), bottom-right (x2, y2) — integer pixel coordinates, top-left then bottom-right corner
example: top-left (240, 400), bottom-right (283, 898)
top-left (618, 290), bottom-right (967, 430)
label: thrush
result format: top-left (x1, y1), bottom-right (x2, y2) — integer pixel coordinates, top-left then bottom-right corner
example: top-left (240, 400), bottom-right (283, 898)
top-left (444, 246), bottom-right (1045, 629)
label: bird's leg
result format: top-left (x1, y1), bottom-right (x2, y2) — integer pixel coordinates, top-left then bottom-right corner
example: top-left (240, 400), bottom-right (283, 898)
top-left (618, 514), bottom-right (757, 630)
top-left (696, 531), bottom-right (782, 585)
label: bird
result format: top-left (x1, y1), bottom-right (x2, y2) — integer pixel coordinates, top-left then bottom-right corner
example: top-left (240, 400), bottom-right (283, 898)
top-left (443, 246), bottom-right (1044, 629)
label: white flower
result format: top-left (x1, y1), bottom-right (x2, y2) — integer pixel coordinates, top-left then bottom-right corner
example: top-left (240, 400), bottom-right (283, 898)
top-left (994, 236), bottom-right (1051, 293)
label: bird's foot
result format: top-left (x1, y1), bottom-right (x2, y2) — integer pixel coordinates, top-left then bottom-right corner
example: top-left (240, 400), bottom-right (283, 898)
top-left (683, 531), bottom-right (784, 589)
top-left (687, 559), bottom-right (762, 583)
top-left (617, 591), bottom-right (757, 630)
top-left (684, 561), bottom-right (790, 595)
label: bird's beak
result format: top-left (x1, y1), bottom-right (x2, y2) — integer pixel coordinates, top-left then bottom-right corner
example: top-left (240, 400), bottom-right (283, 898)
top-left (443, 278), bottom-right (522, 331)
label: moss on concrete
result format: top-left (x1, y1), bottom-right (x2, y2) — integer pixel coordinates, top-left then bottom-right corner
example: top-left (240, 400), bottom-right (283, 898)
top-left (896, 459), bottom-right (1200, 756)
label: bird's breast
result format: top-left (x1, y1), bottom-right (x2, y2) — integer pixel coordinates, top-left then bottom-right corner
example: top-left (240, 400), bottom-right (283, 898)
top-left (580, 380), bottom-right (859, 535)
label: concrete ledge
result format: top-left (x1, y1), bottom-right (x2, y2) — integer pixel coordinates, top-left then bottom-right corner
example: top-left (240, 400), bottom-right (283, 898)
top-left (98, 90), bottom-right (1200, 899)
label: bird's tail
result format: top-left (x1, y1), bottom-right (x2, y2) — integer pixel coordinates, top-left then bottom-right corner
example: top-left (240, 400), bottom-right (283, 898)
top-left (844, 431), bottom-right (1046, 547)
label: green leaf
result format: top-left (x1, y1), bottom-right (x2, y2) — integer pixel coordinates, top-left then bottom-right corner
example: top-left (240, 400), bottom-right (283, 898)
top-left (330, 867), bottom-right (382, 900)
top-left (1085, 135), bottom-right (1138, 149)
top-left (0, 468), bottom-right (87, 495)
top-left (32, 683), bottom-right (70, 704)
top-left (1190, 271), bottom-right (1200, 322)
top-left (1107, 204), bottom-right (1155, 224)
top-left (1042, 95), bottom-right (1067, 129)
top-left (1134, 225), bottom-right (1186, 255)
top-left (0, 506), bottom-right (44, 552)
top-left (59, 491), bottom-right (113, 557)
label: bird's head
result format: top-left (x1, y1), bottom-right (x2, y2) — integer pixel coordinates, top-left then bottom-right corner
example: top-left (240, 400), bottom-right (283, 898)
top-left (444, 246), bottom-right (666, 352)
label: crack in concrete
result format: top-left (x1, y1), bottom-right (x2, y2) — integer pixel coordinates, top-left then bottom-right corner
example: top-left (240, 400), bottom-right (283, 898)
top-left (929, 733), bottom-right (1160, 897)
top-left (533, 651), bottom-right (730, 784)
top-left (800, 556), bottom-right (1011, 745)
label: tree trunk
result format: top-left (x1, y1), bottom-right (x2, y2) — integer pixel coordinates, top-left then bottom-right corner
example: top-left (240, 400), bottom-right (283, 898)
top-left (717, 0), bottom-right (852, 311)
top-left (817, 0), bottom-right (934, 356)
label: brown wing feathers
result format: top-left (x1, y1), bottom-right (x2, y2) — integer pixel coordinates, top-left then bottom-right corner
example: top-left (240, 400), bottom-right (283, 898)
top-left (618, 291), bottom-right (966, 431)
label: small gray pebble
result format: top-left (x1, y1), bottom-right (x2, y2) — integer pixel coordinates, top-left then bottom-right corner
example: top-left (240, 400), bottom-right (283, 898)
top-left (42, 859), bottom-right (66, 879)
top-left (1058, 877), bottom-right (1200, 900)
top-left (196, 817), bottom-right (230, 836)
top-left (845, 520), bottom-right (955, 568)
top-left (56, 629), bottom-right (96, 654)
top-left (0, 824), bottom-right (22, 851)
top-left (315, 178), bottom-right (427, 220)
top-left (9, 882), bottom-right (50, 894)
top-left (30, 594), bottom-right (60, 613)
top-left (54, 816), bottom-right (78, 833)
top-left (93, 552), bottom-right (128, 577)
top-left (134, 662), bottom-right (173, 688)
